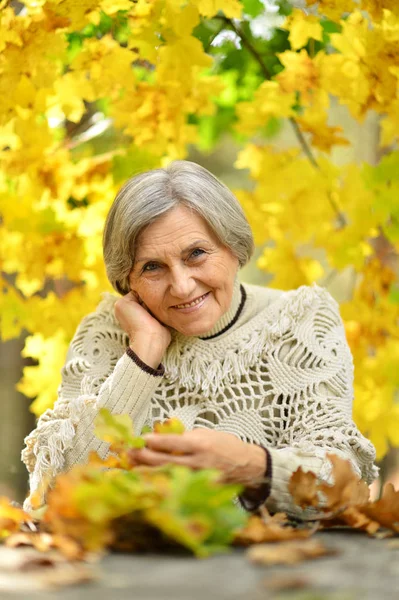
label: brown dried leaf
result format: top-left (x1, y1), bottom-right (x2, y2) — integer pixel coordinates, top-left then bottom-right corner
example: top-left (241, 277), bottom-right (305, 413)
top-left (289, 454), bottom-right (370, 514)
top-left (337, 507), bottom-right (381, 535)
top-left (0, 497), bottom-right (31, 537)
top-left (0, 546), bottom-right (97, 592)
top-left (288, 469), bottom-right (319, 508)
top-left (360, 483), bottom-right (399, 533)
top-left (5, 532), bottom-right (84, 560)
top-left (264, 575), bottom-right (310, 591)
top-left (234, 515), bottom-right (316, 545)
top-left (247, 539), bottom-right (337, 565)
top-left (319, 455), bottom-right (370, 511)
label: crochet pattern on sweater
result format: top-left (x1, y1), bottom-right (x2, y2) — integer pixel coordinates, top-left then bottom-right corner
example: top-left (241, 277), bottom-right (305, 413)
top-left (22, 282), bottom-right (378, 516)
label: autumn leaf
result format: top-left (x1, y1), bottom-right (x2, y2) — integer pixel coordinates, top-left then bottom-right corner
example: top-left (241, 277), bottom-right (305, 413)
top-left (234, 514), bottom-right (316, 545)
top-left (247, 539), bottom-right (337, 565)
top-left (282, 9), bottom-right (323, 50)
top-left (361, 484), bottom-right (399, 533)
top-left (94, 408), bottom-right (145, 450)
top-left (289, 469), bottom-right (319, 509)
top-left (5, 532), bottom-right (83, 561)
top-left (289, 454), bottom-right (370, 513)
top-left (153, 418), bottom-right (185, 435)
top-left (264, 575), bottom-right (310, 592)
top-left (318, 454), bottom-right (370, 511)
top-left (0, 546), bottom-right (97, 591)
top-left (288, 454), bottom-right (399, 536)
top-left (43, 447), bottom-right (246, 557)
top-left (0, 498), bottom-right (31, 539)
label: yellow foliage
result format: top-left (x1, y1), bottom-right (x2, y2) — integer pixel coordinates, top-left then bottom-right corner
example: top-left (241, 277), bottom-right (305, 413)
top-left (380, 99), bottom-right (399, 147)
top-left (319, 11), bottom-right (399, 119)
top-left (39, 0), bottom-right (101, 31)
top-left (70, 36), bottom-right (136, 101)
top-left (17, 331), bottom-right (69, 416)
top-left (257, 238), bottom-right (324, 290)
top-left (306, 0), bottom-right (356, 21)
top-left (194, 0), bottom-right (242, 19)
top-left (235, 145), bottom-right (338, 245)
top-left (282, 9), bottom-right (323, 51)
top-left (1, 0), bottom-right (398, 462)
top-left (353, 345), bottom-right (399, 459)
top-left (235, 81), bottom-right (296, 136)
top-left (362, 0), bottom-right (399, 21)
top-left (277, 50), bottom-right (320, 101)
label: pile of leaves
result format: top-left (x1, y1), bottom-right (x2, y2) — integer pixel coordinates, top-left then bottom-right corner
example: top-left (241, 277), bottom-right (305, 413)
top-left (1, 410), bottom-right (399, 572)
top-left (289, 454), bottom-right (399, 535)
top-left (2, 411), bottom-right (247, 560)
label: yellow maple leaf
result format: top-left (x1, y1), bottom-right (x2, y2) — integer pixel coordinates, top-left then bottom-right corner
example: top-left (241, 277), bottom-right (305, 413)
top-left (297, 87), bottom-right (350, 152)
top-left (195, 0), bottom-right (242, 19)
top-left (306, 0), bottom-right (356, 21)
top-left (257, 238), bottom-right (324, 290)
top-left (0, 7), bottom-right (23, 53)
top-left (44, 0), bottom-right (101, 31)
top-left (361, 0), bottom-right (399, 21)
top-left (17, 331), bottom-right (69, 416)
top-left (70, 36), bottom-right (136, 101)
top-left (0, 281), bottom-right (29, 342)
top-left (162, 1), bottom-right (200, 37)
top-left (282, 9), bottom-right (323, 51)
top-left (235, 82), bottom-right (296, 136)
top-left (100, 0), bottom-right (132, 13)
top-left (277, 50), bottom-right (319, 101)
top-left (50, 72), bottom-right (94, 123)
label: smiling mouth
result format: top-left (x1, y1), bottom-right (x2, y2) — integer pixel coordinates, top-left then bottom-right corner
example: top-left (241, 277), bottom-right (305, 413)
top-left (172, 292), bottom-right (210, 309)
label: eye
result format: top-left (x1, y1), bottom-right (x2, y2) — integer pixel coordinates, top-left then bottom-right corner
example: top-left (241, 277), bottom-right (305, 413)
top-left (142, 262), bottom-right (159, 273)
top-left (189, 248), bottom-right (206, 259)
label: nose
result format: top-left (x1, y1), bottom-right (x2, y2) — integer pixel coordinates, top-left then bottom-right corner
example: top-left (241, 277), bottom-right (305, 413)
top-left (168, 265), bottom-right (197, 302)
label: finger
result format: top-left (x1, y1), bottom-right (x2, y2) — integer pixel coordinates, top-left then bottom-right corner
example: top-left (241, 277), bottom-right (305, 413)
top-left (131, 447), bottom-right (193, 467)
top-left (144, 433), bottom-right (194, 454)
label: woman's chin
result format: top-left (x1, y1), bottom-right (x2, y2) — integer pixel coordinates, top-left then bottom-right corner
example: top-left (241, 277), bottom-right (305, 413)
top-left (172, 316), bottom-right (218, 337)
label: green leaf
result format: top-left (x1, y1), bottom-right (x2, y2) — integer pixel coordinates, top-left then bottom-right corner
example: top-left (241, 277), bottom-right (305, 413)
top-left (242, 0), bottom-right (265, 18)
top-left (141, 425), bottom-right (152, 434)
top-left (388, 285), bottom-right (399, 304)
top-left (112, 147), bottom-right (161, 184)
top-left (94, 408), bottom-right (145, 448)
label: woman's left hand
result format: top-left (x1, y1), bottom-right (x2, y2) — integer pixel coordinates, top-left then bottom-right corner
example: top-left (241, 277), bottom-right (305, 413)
top-left (129, 429), bottom-right (267, 486)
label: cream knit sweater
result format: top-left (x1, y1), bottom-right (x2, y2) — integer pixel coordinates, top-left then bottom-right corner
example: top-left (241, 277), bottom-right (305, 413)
top-left (22, 280), bottom-right (378, 516)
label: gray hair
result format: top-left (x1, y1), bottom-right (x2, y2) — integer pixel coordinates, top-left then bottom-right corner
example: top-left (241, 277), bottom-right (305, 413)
top-left (103, 160), bottom-right (254, 295)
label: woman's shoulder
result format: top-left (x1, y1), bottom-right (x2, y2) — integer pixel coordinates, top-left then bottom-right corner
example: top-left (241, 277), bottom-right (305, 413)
top-left (241, 282), bottom-right (342, 341)
top-left (244, 282), bottom-right (339, 317)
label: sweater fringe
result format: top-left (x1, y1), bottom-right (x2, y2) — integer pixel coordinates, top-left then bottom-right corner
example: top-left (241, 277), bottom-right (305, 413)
top-left (164, 284), bottom-right (330, 394)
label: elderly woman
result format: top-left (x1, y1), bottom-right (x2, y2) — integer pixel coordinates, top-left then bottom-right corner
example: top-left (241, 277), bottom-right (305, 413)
top-left (22, 160), bottom-right (378, 515)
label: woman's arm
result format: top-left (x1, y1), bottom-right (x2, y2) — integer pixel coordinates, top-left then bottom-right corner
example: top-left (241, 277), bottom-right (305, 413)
top-left (21, 293), bottom-right (165, 511)
top-left (260, 288), bottom-right (378, 518)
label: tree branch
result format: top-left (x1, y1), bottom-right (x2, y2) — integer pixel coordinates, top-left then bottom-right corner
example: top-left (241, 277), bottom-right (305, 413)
top-left (216, 17), bottom-right (345, 225)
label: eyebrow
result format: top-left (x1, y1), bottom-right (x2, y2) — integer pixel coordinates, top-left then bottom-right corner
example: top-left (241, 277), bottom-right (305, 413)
top-left (134, 239), bottom-right (211, 265)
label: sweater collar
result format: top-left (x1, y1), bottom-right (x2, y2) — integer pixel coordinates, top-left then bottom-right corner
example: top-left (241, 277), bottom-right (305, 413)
top-left (198, 278), bottom-right (246, 340)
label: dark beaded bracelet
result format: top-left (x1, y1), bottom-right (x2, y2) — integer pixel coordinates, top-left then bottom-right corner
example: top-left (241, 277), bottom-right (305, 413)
top-left (125, 346), bottom-right (165, 377)
top-left (238, 446), bottom-right (273, 512)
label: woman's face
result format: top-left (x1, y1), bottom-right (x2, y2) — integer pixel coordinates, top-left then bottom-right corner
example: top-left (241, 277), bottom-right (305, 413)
top-left (128, 205), bottom-right (239, 336)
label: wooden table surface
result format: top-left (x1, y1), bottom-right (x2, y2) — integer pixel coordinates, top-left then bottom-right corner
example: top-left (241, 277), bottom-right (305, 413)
top-left (2, 529), bottom-right (398, 600)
